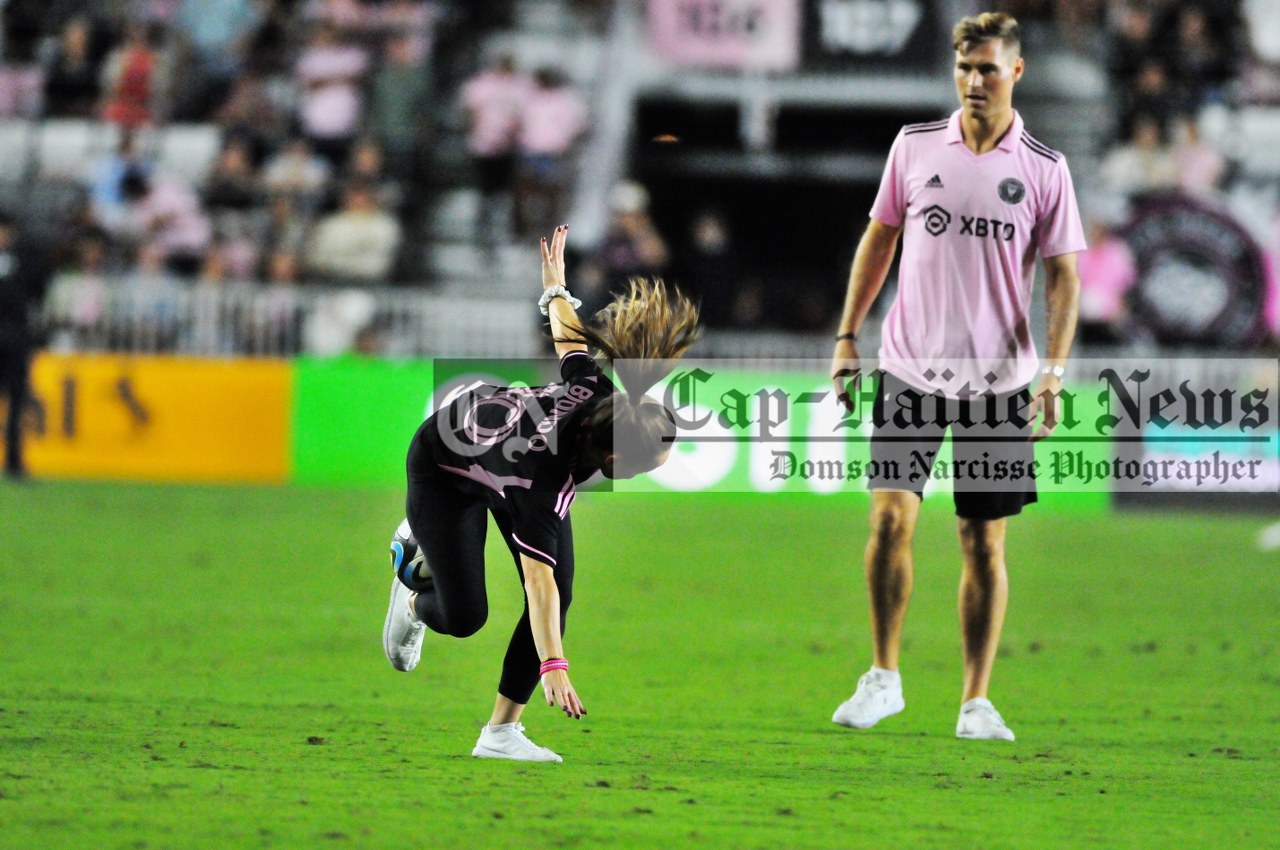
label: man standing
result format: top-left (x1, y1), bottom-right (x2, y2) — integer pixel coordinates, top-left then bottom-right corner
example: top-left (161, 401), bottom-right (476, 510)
top-left (829, 12), bottom-right (1083, 740)
top-left (0, 214), bottom-right (51, 480)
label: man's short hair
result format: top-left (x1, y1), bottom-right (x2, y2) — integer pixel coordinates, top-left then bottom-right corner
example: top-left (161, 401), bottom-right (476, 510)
top-left (952, 12), bottom-right (1020, 55)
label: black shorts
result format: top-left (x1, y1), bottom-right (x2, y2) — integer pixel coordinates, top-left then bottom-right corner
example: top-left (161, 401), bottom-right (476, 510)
top-left (868, 371), bottom-right (1038, 520)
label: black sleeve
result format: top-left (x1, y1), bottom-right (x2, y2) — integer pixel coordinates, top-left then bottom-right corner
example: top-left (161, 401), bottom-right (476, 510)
top-left (559, 349), bottom-right (616, 394)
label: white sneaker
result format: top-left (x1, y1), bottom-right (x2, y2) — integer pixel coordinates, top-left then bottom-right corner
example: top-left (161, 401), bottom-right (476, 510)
top-left (956, 697), bottom-right (1016, 741)
top-left (832, 668), bottom-right (905, 729)
top-left (382, 577), bottom-right (425, 672)
top-left (471, 723), bottom-right (563, 763)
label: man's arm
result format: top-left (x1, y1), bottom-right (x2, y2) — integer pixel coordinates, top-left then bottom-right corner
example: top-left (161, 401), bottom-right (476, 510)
top-left (1031, 251), bottom-right (1081, 441)
top-left (831, 219), bottom-right (902, 408)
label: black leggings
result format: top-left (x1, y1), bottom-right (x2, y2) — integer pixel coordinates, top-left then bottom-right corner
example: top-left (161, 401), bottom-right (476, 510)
top-left (404, 459), bottom-right (575, 705)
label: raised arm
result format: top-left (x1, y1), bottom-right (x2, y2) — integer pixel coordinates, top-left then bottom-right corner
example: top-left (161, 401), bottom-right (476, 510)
top-left (541, 225), bottom-right (588, 357)
top-left (831, 218), bottom-right (902, 409)
top-left (520, 553), bottom-right (585, 719)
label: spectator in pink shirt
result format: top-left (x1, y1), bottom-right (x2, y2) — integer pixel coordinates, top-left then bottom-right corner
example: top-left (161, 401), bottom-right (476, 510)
top-left (295, 21), bottom-right (369, 167)
top-left (1076, 219), bottom-right (1138, 344)
top-left (514, 67), bottom-right (588, 239)
top-left (122, 171), bottom-right (214, 276)
top-left (462, 53), bottom-right (528, 252)
top-left (1171, 114), bottom-right (1225, 196)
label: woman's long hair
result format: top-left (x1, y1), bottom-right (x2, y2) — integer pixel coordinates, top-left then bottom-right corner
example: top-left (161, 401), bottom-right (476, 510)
top-left (561, 278), bottom-right (700, 475)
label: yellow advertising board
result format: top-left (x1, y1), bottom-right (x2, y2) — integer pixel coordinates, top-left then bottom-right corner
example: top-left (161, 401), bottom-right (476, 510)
top-left (16, 354), bottom-right (292, 483)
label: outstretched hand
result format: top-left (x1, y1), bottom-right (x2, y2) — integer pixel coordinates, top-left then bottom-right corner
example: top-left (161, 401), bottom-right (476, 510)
top-left (541, 225), bottom-right (568, 292)
top-left (541, 668), bottom-right (586, 719)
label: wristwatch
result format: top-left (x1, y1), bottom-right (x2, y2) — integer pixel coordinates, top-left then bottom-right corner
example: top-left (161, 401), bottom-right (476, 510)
top-left (1041, 364), bottom-right (1066, 378)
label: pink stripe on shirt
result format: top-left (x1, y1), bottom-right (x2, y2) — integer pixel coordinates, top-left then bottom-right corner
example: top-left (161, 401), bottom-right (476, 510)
top-left (512, 533), bottom-right (556, 566)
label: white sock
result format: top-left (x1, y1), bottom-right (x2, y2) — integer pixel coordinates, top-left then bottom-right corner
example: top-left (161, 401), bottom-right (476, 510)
top-left (870, 666), bottom-right (901, 684)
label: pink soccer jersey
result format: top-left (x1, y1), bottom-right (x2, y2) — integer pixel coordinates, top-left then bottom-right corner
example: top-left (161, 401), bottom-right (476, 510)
top-left (869, 109), bottom-right (1086, 396)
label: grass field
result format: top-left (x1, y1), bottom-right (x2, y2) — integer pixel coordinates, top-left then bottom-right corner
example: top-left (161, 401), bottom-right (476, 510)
top-left (1, 481), bottom-right (1278, 849)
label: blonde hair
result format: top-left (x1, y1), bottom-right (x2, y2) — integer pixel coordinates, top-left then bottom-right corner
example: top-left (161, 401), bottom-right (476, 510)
top-left (561, 278), bottom-right (701, 473)
top-left (952, 12), bottom-right (1020, 55)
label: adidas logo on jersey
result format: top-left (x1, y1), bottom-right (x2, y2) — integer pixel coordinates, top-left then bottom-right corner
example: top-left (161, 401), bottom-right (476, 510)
top-left (925, 174), bottom-right (944, 188)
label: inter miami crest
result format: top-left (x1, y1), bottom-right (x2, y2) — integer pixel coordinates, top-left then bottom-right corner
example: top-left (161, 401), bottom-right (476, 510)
top-left (998, 178), bottom-right (1026, 205)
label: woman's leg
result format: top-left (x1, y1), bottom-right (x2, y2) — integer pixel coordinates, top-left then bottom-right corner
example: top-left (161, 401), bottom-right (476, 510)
top-left (403, 461), bottom-right (492, 638)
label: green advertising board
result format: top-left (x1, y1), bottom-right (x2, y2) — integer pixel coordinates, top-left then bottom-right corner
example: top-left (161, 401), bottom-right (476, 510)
top-left (289, 358), bottom-right (1109, 511)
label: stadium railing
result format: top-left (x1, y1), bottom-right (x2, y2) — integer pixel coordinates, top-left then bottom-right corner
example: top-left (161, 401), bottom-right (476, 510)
top-left (41, 277), bottom-right (836, 363)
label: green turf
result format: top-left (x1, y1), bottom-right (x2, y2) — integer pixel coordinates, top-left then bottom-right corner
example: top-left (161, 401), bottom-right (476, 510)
top-left (1, 482), bottom-right (1277, 849)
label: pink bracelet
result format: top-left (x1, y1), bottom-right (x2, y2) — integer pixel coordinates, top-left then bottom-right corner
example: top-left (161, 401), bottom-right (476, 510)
top-left (539, 658), bottom-right (569, 676)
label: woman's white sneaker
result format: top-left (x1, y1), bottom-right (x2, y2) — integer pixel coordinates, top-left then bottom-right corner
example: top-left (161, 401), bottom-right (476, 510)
top-left (832, 668), bottom-right (905, 729)
top-left (956, 697), bottom-right (1016, 740)
top-left (382, 577), bottom-right (425, 672)
top-left (471, 723), bottom-right (563, 763)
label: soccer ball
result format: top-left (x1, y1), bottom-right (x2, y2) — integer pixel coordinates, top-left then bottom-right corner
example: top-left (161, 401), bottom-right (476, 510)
top-left (390, 518), bottom-right (430, 591)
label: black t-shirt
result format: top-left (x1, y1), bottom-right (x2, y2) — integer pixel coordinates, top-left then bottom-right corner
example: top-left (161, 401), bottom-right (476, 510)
top-left (424, 350), bottom-right (615, 566)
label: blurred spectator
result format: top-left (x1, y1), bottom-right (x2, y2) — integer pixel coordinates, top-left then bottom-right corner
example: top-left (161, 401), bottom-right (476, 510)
top-left (303, 0), bottom-right (367, 31)
top-left (370, 0), bottom-right (444, 61)
top-left (214, 210), bottom-right (263, 281)
top-left (514, 67), bottom-right (588, 239)
top-left (87, 131), bottom-right (152, 234)
top-left (120, 241), bottom-right (184, 351)
top-left (597, 181), bottom-right (669, 296)
top-left (243, 0), bottom-right (296, 75)
top-left (257, 193), bottom-right (312, 257)
top-left (1076, 219), bottom-right (1138, 345)
top-left (1107, 4), bottom-right (1159, 90)
top-left (367, 33), bottom-right (432, 180)
top-left (294, 21), bottom-right (369, 167)
top-left (187, 242), bottom-right (250, 354)
top-left (461, 52), bottom-right (527, 251)
top-left (1, 0), bottom-right (47, 64)
top-left (262, 138), bottom-right (332, 209)
top-left (122, 171), bottom-right (214, 276)
top-left (305, 181), bottom-right (402, 283)
top-left (179, 0), bottom-right (263, 83)
top-left (214, 72), bottom-right (288, 158)
top-left (100, 22), bottom-right (173, 128)
top-left (677, 209), bottom-right (735, 327)
top-left (342, 137), bottom-right (403, 213)
top-left (1120, 60), bottom-right (1177, 140)
top-left (1170, 4), bottom-right (1236, 109)
top-left (46, 230), bottom-right (110, 351)
top-left (1100, 113), bottom-right (1178, 199)
top-left (244, 249), bottom-right (303, 354)
top-left (1171, 114), bottom-right (1226, 195)
top-left (42, 16), bottom-right (102, 119)
top-left (204, 138), bottom-right (261, 214)
top-left (0, 213), bottom-right (51, 479)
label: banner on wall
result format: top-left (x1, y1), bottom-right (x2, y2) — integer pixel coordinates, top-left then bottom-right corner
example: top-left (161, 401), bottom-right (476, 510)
top-left (16, 354), bottom-right (292, 483)
top-left (646, 0), bottom-right (803, 71)
top-left (802, 0), bottom-right (942, 72)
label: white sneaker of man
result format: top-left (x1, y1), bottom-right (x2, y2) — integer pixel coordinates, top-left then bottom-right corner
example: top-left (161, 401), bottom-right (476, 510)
top-left (382, 577), bottom-right (425, 672)
top-left (956, 697), bottom-right (1016, 741)
top-left (471, 722), bottom-right (563, 763)
top-left (832, 667), bottom-right (905, 729)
